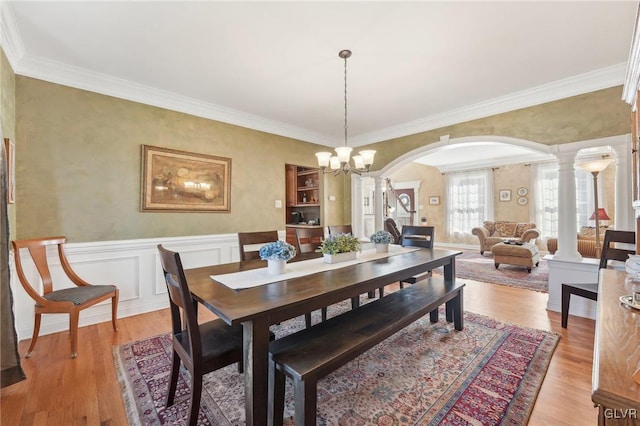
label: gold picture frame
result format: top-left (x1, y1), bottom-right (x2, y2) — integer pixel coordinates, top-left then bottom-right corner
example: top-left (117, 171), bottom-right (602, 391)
top-left (4, 138), bottom-right (14, 204)
top-left (141, 145), bottom-right (231, 212)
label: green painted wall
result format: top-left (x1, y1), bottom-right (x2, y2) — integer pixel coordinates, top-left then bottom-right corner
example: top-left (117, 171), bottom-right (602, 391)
top-left (362, 87), bottom-right (630, 171)
top-left (11, 73), bottom-right (631, 243)
top-left (15, 77), bottom-right (331, 242)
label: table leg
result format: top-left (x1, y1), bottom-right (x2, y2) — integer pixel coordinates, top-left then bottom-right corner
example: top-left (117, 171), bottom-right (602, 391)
top-left (243, 317), bottom-right (271, 426)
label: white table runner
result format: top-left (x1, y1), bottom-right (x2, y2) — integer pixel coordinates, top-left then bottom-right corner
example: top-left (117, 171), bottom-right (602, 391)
top-left (211, 245), bottom-right (419, 290)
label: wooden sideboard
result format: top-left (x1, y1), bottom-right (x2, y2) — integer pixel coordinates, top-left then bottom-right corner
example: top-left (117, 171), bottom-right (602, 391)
top-left (592, 268), bottom-right (640, 424)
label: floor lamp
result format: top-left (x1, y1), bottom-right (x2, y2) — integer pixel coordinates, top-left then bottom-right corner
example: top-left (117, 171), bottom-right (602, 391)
top-left (577, 158), bottom-right (614, 258)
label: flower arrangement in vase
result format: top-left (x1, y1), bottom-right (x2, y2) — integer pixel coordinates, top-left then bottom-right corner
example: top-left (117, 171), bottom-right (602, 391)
top-left (370, 230), bottom-right (394, 253)
top-left (259, 240), bottom-right (296, 274)
top-left (319, 233), bottom-right (360, 263)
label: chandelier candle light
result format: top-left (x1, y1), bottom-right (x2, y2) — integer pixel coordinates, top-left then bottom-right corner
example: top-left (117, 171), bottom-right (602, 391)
top-left (315, 50), bottom-right (375, 175)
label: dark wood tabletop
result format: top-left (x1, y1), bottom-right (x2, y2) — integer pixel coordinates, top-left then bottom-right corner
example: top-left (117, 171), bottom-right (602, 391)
top-left (185, 246), bottom-right (461, 425)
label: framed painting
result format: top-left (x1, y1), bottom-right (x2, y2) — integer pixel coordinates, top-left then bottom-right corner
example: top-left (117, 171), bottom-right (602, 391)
top-left (499, 189), bottom-right (511, 202)
top-left (141, 145), bottom-right (231, 212)
top-left (428, 196), bottom-right (440, 205)
top-left (4, 138), bottom-right (14, 203)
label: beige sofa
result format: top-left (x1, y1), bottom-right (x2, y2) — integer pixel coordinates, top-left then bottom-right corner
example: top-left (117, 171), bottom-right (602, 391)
top-left (471, 221), bottom-right (540, 255)
top-left (546, 226), bottom-right (608, 259)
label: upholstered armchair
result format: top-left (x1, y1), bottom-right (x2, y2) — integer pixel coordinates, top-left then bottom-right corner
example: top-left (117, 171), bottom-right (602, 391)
top-left (471, 221), bottom-right (540, 255)
top-left (546, 226), bottom-right (608, 258)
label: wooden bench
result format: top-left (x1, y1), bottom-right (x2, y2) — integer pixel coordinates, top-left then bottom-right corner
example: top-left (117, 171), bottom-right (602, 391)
top-left (267, 277), bottom-right (465, 426)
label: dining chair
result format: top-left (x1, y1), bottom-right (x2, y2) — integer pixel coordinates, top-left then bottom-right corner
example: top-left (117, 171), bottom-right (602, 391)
top-left (396, 226), bottom-right (436, 290)
top-left (384, 218), bottom-right (402, 244)
top-left (11, 236), bottom-right (119, 358)
top-left (561, 229), bottom-right (636, 328)
top-left (294, 227), bottom-right (328, 327)
top-left (328, 225), bottom-right (352, 235)
top-left (238, 230), bottom-right (279, 261)
top-left (157, 244), bottom-right (244, 426)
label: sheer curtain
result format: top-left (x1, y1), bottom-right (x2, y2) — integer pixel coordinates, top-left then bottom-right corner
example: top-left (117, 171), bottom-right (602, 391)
top-left (445, 169), bottom-right (493, 241)
top-left (1, 139), bottom-right (24, 387)
top-left (532, 162), bottom-right (559, 240)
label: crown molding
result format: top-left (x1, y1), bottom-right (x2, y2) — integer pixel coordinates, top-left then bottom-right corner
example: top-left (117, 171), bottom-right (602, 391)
top-left (0, 2), bottom-right (25, 68)
top-left (351, 63), bottom-right (626, 147)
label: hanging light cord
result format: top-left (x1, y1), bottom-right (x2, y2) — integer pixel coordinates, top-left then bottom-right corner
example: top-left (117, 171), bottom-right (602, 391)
top-left (339, 49), bottom-right (352, 148)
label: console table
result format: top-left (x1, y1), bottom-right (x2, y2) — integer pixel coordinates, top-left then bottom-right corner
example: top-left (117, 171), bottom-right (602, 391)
top-left (592, 268), bottom-right (640, 425)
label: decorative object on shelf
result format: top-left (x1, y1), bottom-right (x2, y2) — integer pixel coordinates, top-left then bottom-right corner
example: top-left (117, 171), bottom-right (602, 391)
top-left (517, 187), bottom-right (528, 196)
top-left (499, 189), bottom-right (511, 202)
top-left (517, 196), bottom-right (528, 206)
top-left (315, 50), bottom-right (375, 175)
top-left (428, 196), bottom-right (440, 205)
top-left (577, 156), bottom-right (615, 258)
top-left (141, 145), bottom-right (231, 212)
top-left (370, 230), bottom-right (394, 253)
top-left (259, 240), bottom-right (297, 275)
top-left (319, 232), bottom-right (360, 263)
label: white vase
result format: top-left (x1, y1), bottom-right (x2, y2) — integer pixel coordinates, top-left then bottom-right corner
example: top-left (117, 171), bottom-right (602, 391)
top-left (323, 251), bottom-right (357, 264)
top-left (375, 243), bottom-right (389, 253)
top-left (267, 259), bottom-right (286, 275)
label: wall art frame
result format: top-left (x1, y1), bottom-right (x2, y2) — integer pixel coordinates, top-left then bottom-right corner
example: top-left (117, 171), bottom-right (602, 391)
top-left (4, 138), bottom-right (14, 204)
top-left (141, 145), bottom-right (231, 212)
top-left (428, 196), bottom-right (440, 205)
top-left (499, 189), bottom-right (511, 202)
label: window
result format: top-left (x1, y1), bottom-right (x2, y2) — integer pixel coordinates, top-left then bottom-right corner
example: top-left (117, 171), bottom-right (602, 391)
top-left (446, 170), bottom-right (493, 238)
top-left (532, 163), bottom-right (559, 239)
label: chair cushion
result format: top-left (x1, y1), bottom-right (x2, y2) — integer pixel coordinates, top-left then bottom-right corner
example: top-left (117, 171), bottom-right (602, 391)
top-left (45, 285), bottom-right (116, 305)
top-left (495, 221), bottom-right (517, 237)
top-left (515, 223), bottom-right (536, 238)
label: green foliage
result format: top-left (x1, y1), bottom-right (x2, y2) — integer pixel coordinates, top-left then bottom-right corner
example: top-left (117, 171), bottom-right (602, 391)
top-left (319, 233), bottom-right (360, 255)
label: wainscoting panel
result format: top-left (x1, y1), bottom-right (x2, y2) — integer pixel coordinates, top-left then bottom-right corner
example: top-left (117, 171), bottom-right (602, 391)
top-left (10, 232), bottom-right (284, 342)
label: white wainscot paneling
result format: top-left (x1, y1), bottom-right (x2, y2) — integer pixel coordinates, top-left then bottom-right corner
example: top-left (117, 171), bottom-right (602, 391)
top-left (10, 232), bottom-right (254, 342)
top-left (545, 254), bottom-right (600, 320)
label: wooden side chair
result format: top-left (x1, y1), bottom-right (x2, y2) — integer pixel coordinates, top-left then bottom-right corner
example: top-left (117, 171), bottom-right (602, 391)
top-left (561, 229), bottom-right (636, 328)
top-left (397, 225), bottom-right (436, 290)
top-left (294, 227), bottom-right (328, 327)
top-left (158, 244), bottom-right (245, 426)
top-left (384, 218), bottom-right (402, 244)
top-left (238, 230), bottom-right (279, 261)
top-left (11, 236), bottom-right (119, 358)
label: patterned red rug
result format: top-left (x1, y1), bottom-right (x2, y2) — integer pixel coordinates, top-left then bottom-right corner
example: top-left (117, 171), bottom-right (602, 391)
top-left (451, 250), bottom-right (549, 293)
top-left (114, 303), bottom-right (559, 425)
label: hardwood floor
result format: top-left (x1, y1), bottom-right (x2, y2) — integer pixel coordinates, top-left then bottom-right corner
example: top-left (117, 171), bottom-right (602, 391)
top-left (1, 279), bottom-right (597, 425)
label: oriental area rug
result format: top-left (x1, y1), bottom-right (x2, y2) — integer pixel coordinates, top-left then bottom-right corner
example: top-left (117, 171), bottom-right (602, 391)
top-left (450, 250), bottom-right (549, 293)
top-left (114, 303), bottom-right (559, 425)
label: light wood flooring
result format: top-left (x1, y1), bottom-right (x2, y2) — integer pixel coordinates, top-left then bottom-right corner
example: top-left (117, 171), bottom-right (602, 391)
top-left (1, 278), bottom-right (597, 425)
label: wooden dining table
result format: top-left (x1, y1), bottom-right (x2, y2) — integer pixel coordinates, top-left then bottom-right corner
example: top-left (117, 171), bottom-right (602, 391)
top-left (185, 246), bottom-right (461, 425)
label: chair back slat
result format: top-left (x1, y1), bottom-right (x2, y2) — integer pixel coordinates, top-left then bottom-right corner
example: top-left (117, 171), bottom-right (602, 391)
top-left (295, 227), bottom-right (324, 254)
top-left (238, 230), bottom-right (279, 261)
top-left (600, 230), bottom-right (636, 269)
top-left (157, 244), bottom-right (201, 354)
top-left (400, 226), bottom-right (435, 248)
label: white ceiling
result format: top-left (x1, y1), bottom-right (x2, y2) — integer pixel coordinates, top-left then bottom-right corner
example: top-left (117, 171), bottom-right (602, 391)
top-left (1, 1), bottom-right (637, 169)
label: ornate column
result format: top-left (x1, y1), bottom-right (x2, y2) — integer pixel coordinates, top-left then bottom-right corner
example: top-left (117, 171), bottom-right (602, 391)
top-left (374, 176), bottom-right (385, 232)
top-left (553, 150), bottom-right (581, 261)
top-left (612, 139), bottom-right (634, 231)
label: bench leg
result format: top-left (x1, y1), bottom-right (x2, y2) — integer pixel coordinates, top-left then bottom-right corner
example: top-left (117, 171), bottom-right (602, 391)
top-left (445, 301), bottom-right (453, 322)
top-left (351, 296), bottom-right (360, 309)
top-left (294, 377), bottom-right (318, 426)
top-left (268, 360), bottom-right (285, 426)
top-left (429, 309), bottom-right (438, 323)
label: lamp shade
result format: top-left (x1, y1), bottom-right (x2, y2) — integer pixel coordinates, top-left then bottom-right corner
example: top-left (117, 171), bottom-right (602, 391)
top-left (577, 158), bottom-right (614, 173)
top-left (589, 208), bottom-right (611, 221)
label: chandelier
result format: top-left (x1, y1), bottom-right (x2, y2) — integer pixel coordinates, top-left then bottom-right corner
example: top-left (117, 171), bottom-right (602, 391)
top-left (315, 49), bottom-right (375, 175)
